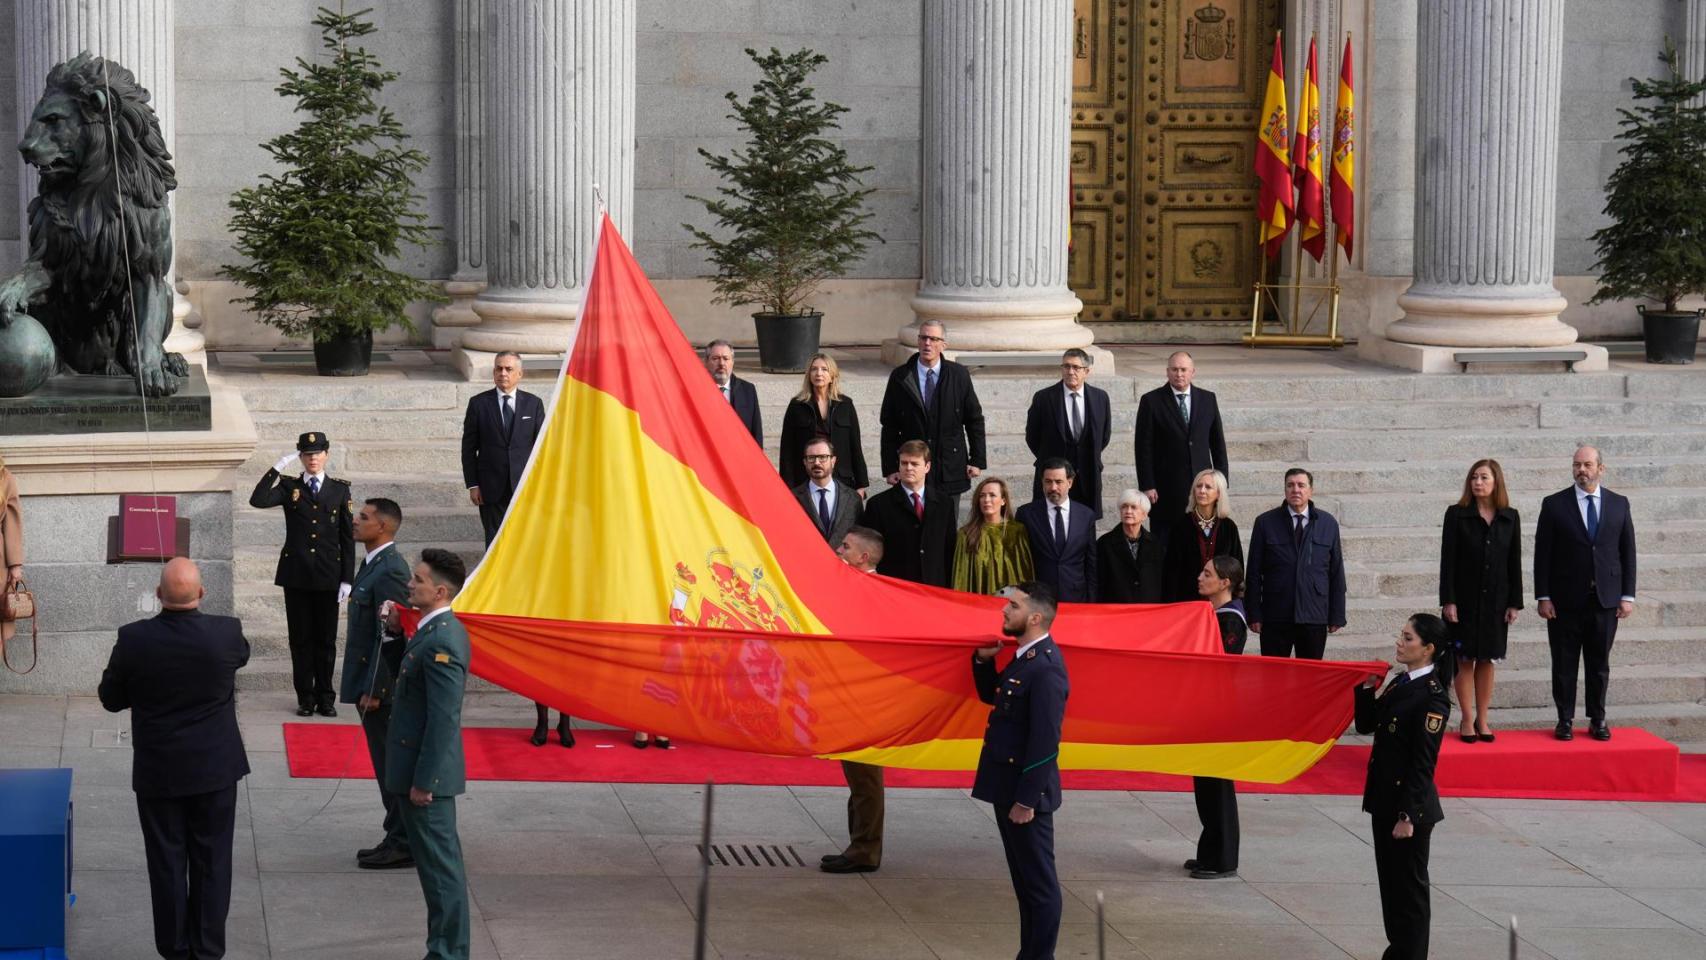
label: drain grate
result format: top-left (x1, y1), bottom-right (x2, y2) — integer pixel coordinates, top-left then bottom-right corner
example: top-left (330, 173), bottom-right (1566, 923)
top-left (697, 843), bottom-right (809, 868)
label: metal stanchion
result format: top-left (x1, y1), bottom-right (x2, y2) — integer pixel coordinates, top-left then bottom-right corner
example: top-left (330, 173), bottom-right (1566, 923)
top-left (1096, 890), bottom-right (1107, 960)
top-left (1509, 915), bottom-right (1520, 959)
top-left (693, 780), bottom-right (715, 960)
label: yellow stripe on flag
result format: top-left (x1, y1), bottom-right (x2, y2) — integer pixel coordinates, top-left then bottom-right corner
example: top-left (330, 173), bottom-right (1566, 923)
top-left (832, 737), bottom-right (1336, 784)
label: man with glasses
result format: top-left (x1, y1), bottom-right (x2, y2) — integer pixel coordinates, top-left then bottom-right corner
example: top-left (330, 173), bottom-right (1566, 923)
top-left (791, 438), bottom-right (860, 549)
top-left (879, 320), bottom-right (987, 518)
top-left (1135, 350), bottom-right (1229, 544)
top-left (1024, 348), bottom-right (1112, 518)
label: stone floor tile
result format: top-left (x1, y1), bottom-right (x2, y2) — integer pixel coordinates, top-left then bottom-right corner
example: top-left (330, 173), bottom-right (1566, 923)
top-left (1622, 887), bottom-right (1706, 934)
top-left (68, 912), bottom-right (271, 960)
top-left (1476, 804), bottom-right (1691, 845)
top-left (1440, 883), bottom-right (1686, 929)
top-left (258, 871), bottom-right (427, 953)
top-left (1540, 838), bottom-right (1706, 888)
top-left (484, 919), bottom-right (711, 960)
top-left (1254, 881), bottom-right (1491, 928)
top-left (1310, 923), bottom-right (1558, 960)
top-left (462, 830), bottom-right (663, 877)
top-left (615, 783), bottom-right (828, 839)
top-left (1621, 801), bottom-right (1706, 846)
top-left (1521, 925), bottom-right (1706, 960)
top-left (1073, 878), bottom-right (1296, 927)
top-left (1117, 920), bottom-right (1351, 960)
top-left (870, 876), bottom-right (1097, 925)
top-left (456, 782), bottom-right (641, 835)
top-left (1426, 833), bottom-right (1603, 886)
top-left (471, 874), bottom-right (692, 925)
top-left (676, 874), bottom-right (905, 925)
top-left (708, 919), bottom-right (939, 959)
top-left (909, 921), bottom-right (1149, 960)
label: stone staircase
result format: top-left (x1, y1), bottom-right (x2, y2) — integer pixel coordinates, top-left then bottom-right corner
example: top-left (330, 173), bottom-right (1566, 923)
top-left (220, 355), bottom-right (1706, 740)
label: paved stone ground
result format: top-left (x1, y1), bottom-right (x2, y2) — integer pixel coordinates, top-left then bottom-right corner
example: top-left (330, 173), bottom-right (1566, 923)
top-left (5, 690), bottom-right (1704, 960)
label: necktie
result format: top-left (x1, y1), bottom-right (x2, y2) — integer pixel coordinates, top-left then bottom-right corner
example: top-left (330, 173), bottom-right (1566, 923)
top-left (923, 367), bottom-right (937, 408)
top-left (1176, 392), bottom-right (1189, 425)
top-left (911, 491), bottom-right (923, 520)
top-left (1053, 505), bottom-right (1066, 549)
top-left (1586, 494), bottom-right (1599, 540)
top-left (817, 488), bottom-right (832, 533)
top-left (1069, 392), bottom-right (1083, 440)
top-left (1292, 513), bottom-right (1304, 547)
top-left (501, 394), bottom-right (513, 434)
top-left (1394, 673), bottom-right (1410, 687)
top-left (309, 476), bottom-right (320, 497)
top-left (722, 385), bottom-right (730, 403)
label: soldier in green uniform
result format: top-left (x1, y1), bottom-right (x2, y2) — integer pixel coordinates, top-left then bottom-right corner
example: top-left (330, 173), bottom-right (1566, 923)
top-left (341, 497), bottom-right (414, 870)
top-left (249, 431), bottom-right (355, 717)
top-left (385, 548), bottom-right (471, 960)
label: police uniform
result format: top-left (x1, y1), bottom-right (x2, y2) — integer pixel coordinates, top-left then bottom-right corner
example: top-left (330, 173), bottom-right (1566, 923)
top-left (971, 636), bottom-right (1069, 960)
top-left (384, 606), bottom-right (471, 960)
top-left (339, 539), bottom-right (413, 866)
top-left (249, 431), bottom-right (355, 715)
top-left (1355, 666), bottom-right (1450, 960)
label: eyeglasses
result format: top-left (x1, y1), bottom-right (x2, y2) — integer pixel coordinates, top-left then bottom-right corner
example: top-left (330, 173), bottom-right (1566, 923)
top-left (918, 334), bottom-right (945, 344)
top-left (1060, 363), bottom-right (1088, 372)
top-left (803, 454), bottom-right (834, 463)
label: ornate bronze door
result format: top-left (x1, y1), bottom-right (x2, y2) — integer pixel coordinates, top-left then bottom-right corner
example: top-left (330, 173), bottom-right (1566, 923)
top-left (1071, 0), bottom-right (1281, 338)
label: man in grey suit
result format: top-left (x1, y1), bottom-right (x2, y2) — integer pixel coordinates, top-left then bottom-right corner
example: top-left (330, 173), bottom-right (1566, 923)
top-left (792, 437), bottom-right (860, 549)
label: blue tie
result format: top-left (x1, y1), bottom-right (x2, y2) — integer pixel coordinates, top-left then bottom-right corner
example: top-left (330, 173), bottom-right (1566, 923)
top-left (923, 367), bottom-right (936, 408)
top-left (309, 476), bottom-right (320, 497)
top-left (1585, 494), bottom-right (1599, 540)
top-left (817, 488), bottom-right (832, 534)
top-left (1053, 505), bottom-right (1066, 550)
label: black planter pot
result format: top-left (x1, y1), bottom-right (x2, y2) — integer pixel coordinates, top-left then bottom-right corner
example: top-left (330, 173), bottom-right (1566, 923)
top-left (312, 329), bottom-right (374, 376)
top-left (1638, 306), bottom-right (1702, 364)
top-left (752, 311), bottom-right (823, 373)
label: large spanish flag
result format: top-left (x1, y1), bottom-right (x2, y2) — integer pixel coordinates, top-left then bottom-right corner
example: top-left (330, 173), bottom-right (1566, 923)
top-left (1294, 36), bottom-right (1327, 262)
top-left (454, 215), bottom-right (1383, 782)
top-left (1331, 34), bottom-right (1357, 259)
top-left (1255, 32), bottom-right (1295, 259)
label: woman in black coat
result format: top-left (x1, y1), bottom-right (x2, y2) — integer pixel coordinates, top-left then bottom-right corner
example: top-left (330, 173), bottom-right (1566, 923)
top-left (1439, 458), bottom-right (1522, 743)
top-left (1186, 554), bottom-right (1248, 879)
top-left (778, 353), bottom-right (869, 494)
top-left (1161, 469), bottom-right (1243, 602)
top-left (1096, 489), bottom-right (1163, 602)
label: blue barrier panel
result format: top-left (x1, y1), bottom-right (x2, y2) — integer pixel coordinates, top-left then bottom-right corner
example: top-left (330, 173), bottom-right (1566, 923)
top-left (0, 768), bottom-right (73, 954)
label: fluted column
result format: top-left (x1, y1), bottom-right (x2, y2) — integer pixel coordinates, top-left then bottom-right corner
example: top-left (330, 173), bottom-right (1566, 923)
top-left (1387, 0), bottom-right (1576, 348)
top-left (1687, 0), bottom-right (1706, 108)
top-left (904, 0), bottom-right (1091, 355)
top-left (432, 0), bottom-right (485, 348)
top-left (459, 0), bottom-right (635, 368)
top-left (15, 0), bottom-right (203, 359)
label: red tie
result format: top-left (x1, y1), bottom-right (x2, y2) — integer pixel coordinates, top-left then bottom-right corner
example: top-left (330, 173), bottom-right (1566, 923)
top-left (911, 491), bottom-right (923, 520)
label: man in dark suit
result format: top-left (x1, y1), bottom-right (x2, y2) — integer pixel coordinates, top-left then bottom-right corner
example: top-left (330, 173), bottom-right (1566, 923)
top-left (1535, 446), bottom-right (1637, 742)
top-left (1016, 459), bottom-right (1098, 603)
top-left (858, 440), bottom-right (956, 587)
top-left (99, 558), bottom-right (250, 960)
top-left (250, 431), bottom-right (355, 717)
top-left (1245, 468), bottom-right (1347, 659)
top-left (1025, 348), bottom-right (1112, 518)
top-left (879, 320), bottom-right (987, 517)
top-left (342, 497), bottom-right (415, 870)
top-left (706, 339), bottom-right (762, 446)
top-left (972, 581), bottom-right (1069, 960)
top-left (792, 437), bottom-right (860, 549)
top-left (1135, 351), bottom-right (1229, 542)
top-left (461, 350), bottom-right (546, 546)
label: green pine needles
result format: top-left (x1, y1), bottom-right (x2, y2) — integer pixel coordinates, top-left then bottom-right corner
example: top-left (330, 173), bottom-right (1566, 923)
top-left (1589, 39), bottom-right (1706, 313)
top-left (686, 48), bottom-right (880, 318)
top-left (222, 3), bottom-right (442, 341)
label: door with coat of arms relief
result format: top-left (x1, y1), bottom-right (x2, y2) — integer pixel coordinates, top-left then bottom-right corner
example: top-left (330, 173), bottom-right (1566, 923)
top-left (1070, 0), bottom-right (1281, 339)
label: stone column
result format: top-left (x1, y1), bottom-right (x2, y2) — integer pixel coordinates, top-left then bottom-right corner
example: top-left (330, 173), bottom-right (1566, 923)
top-left (1385, 0), bottom-right (1577, 349)
top-left (456, 0), bottom-right (635, 377)
top-left (1687, 1), bottom-right (1706, 108)
top-left (898, 0), bottom-right (1095, 363)
top-left (432, 0), bottom-right (485, 349)
top-left (15, 0), bottom-right (204, 360)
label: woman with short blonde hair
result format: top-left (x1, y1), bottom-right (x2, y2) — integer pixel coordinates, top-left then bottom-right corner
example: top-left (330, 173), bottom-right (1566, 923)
top-left (1162, 469), bottom-right (1241, 601)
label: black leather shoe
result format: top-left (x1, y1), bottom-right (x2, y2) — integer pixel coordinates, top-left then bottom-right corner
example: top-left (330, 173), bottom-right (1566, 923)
top-left (356, 841), bottom-right (388, 860)
top-left (820, 856), bottom-right (877, 874)
top-left (655, 737), bottom-right (672, 750)
top-left (1554, 721), bottom-right (1574, 741)
top-left (358, 846), bottom-right (415, 870)
top-left (1182, 858), bottom-right (1200, 871)
top-left (1190, 867), bottom-right (1237, 879)
top-left (558, 719), bottom-right (575, 747)
top-left (530, 725), bottom-right (548, 747)
top-left (296, 705), bottom-right (314, 717)
top-left (315, 704), bottom-right (337, 718)
top-left (1590, 721), bottom-right (1611, 741)
top-left (632, 734), bottom-right (650, 749)
top-left (821, 853), bottom-right (846, 865)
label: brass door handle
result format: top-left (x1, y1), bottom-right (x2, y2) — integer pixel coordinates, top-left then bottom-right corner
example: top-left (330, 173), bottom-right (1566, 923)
top-left (1181, 151), bottom-right (1233, 167)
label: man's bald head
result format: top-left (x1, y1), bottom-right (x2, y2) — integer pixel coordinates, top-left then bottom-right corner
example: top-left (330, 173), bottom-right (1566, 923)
top-left (158, 557), bottom-right (205, 611)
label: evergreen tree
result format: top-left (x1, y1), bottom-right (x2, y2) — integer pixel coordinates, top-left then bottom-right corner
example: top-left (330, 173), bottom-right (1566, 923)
top-left (222, 3), bottom-right (442, 341)
top-left (686, 48), bottom-right (880, 317)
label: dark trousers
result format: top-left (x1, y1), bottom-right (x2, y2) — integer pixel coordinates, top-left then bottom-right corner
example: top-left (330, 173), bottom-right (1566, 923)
top-left (283, 587), bottom-right (339, 707)
top-left (839, 760), bottom-right (885, 867)
top-left (1192, 776), bottom-right (1239, 872)
top-left (995, 808), bottom-right (1061, 960)
top-left (361, 702), bottom-right (409, 853)
top-left (1548, 604), bottom-right (1618, 723)
top-left (399, 795), bottom-right (471, 960)
top-left (136, 784), bottom-right (238, 960)
top-left (1371, 815), bottom-right (1434, 960)
top-left (478, 496), bottom-right (512, 547)
top-left (1259, 622), bottom-right (1328, 660)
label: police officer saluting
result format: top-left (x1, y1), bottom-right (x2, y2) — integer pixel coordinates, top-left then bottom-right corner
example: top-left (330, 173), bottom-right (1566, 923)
top-left (250, 432), bottom-right (355, 717)
top-left (1355, 613), bottom-right (1454, 960)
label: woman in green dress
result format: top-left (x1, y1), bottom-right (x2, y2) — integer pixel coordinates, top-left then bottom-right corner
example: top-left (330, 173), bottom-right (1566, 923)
top-left (952, 477), bottom-right (1035, 594)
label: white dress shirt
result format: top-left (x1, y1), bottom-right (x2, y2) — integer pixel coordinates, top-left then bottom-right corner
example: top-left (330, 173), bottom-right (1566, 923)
top-left (1014, 633), bottom-right (1053, 661)
top-left (916, 358), bottom-right (941, 395)
top-left (809, 479), bottom-right (838, 519)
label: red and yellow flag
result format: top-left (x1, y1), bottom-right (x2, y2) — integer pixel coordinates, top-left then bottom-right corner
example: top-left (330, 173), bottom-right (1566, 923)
top-left (454, 215), bottom-right (1382, 782)
top-left (1331, 34), bottom-right (1357, 260)
top-left (1255, 32), bottom-right (1295, 259)
top-left (1294, 36), bottom-right (1327, 262)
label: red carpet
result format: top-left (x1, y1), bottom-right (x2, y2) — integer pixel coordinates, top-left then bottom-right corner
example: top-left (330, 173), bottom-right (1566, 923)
top-left (283, 724), bottom-right (1705, 802)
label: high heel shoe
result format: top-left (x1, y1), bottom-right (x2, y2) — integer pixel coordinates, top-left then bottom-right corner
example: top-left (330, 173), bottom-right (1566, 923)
top-left (632, 733), bottom-right (650, 749)
top-left (655, 736), bottom-right (671, 750)
top-left (558, 718), bottom-right (575, 748)
top-left (530, 724), bottom-right (549, 747)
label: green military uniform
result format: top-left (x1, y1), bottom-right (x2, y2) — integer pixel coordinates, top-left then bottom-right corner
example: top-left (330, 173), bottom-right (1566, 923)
top-left (340, 540), bottom-right (413, 859)
top-left (384, 607), bottom-right (470, 960)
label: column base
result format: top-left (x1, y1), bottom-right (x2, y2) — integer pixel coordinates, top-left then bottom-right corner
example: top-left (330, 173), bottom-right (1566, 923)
top-left (1360, 335), bottom-right (1609, 373)
top-left (164, 288), bottom-right (206, 364)
top-left (1388, 290), bottom-right (1578, 347)
top-left (432, 278), bottom-right (488, 349)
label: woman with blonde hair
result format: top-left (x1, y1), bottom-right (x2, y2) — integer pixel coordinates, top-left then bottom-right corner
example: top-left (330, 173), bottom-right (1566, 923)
top-left (1162, 468), bottom-right (1242, 602)
top-left (1439, 458), bottom-right (1522, 742)
top-left (951, 476), bottom-right (1033, 594)
top-left (778, 353), bottom-right (869, 496)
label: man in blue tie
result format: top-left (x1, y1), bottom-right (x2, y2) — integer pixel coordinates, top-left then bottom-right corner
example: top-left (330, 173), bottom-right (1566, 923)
top-left (878, 320), bottom-right (987, 519)
top-left (790, 438), bottom-right (859, 549)
top-left (1535, 446), bottom-right (1637, 742)
top-left (250, 431), bottom-right (355, 716)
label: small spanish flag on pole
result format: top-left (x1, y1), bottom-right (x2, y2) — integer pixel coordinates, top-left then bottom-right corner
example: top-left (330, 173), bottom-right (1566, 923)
top-left (1294, 35), bottom-right (1327, 262)
top-left (1255, 32), bottom-right (1294, 259)
top-left (1330, 34), bottom-right (1356, 260)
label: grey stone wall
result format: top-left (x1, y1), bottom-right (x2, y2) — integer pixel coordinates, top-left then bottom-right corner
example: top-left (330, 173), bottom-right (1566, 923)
top-left (0, 492), bottom-right (234, 695)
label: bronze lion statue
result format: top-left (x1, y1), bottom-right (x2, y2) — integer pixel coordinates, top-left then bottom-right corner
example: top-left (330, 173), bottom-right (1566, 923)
top-left (0, 52), bottom-right (186, 397)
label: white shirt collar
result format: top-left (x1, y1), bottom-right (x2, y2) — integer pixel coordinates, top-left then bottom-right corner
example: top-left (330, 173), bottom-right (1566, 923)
top-left (1014, 633), bottom-right (1052, 661)
top-left (364, 541), bottom-right (394, 562)
top-left (902, 481), bottom-right (927, 498)
top-left (1063, 382), bottom-right (1083, 399)
top-left (917, 357), bottom-right (941, 375)
top-left (303, 471), bottom-right (326, 484)
top-left (1576, 485), bottom-right (1599, 499)
top-left (810, 478), bottom-right (836, 495)
top-left (1406, 663), bottom-right (1435, 682)
top-left (416, 606), bottom-right (453, 630)
top-left (1172, 386), bottom-right (1191, 398)
top-left (497, 388), bottom-right (516, 401)
top-left (1051, 498), bottom-right (1072, 523)
top-left (1287, 503), bottom-right (1310, 521)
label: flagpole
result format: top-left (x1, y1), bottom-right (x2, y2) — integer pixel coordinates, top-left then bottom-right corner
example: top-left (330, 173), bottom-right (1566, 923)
top-left (1287, 33), bottom-right (1312, 335)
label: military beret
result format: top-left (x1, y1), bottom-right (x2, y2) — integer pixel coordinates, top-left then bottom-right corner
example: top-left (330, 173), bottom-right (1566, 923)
top-left (297, 431), bottom-right (330, 452)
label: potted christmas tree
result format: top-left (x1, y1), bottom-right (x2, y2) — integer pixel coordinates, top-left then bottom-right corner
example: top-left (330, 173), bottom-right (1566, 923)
top-left (1589, 39), bottom-right (1706, 364)
top-left (686, 47), bottom-right (880, 373)
top-left (223, 3), bottom-right (443, 376)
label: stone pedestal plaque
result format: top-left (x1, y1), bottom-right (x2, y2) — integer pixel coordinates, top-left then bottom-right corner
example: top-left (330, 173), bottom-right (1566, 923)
top-left (0, 368), bottom-right (212, 435)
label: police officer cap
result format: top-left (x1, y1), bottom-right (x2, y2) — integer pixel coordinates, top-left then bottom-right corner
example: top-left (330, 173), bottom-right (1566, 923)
top-left (296, 431), bottom-right (331, 452)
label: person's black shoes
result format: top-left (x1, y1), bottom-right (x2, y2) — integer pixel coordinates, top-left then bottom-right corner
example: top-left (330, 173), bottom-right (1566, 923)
top-left (1190, 867), bottom-right (1237, 879)
top-left (1590, 721), bottom-right (1612, 741)
top-left (530, 724), bottom-right (549, 747)
top-left (357, 840), bottom-right (387, 860)
top-left (296, 704), bottom-right (314, 718)
top-left (315, 703), bottom-right (337, 718)
top-left (358, 846), bottom-right (415, 870)
top-left (819, 855), bottom-right (877, 874)
top-left (558, 719), bottom-right (575, 747)
top-left (655, 737), bottom-right (672, 750)
top-left (1182, 858), bottom-right (1199, 871)
top-left (1554, 720), bottom-right (1574, 741)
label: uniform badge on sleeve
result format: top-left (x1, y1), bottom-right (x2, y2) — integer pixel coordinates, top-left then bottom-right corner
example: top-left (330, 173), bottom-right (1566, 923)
top-left (1425, 712), bottom-right (1445, 734)
top-left (1025, 649), bottom-right (1037, 660)
top-left (434, 653), bottom-right (451, 664)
